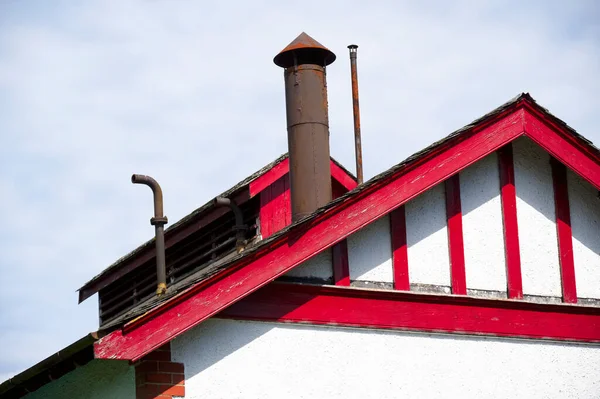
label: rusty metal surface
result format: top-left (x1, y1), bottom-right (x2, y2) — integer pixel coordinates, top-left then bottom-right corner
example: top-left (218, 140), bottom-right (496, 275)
top-left (277, 34), bottom-right (336, 221)
top-left (131, 174), bottom-right (168, 296)
top-left (274, 32), bottom-right (336, 68)
top-left (348, 44), bottom-right (364, 184)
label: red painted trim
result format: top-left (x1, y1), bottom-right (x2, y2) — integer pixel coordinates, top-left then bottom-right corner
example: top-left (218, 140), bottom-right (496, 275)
top-left (250, 158), bottom-right (358, 198)
top-left (390, 206), bottom-right (409, 291)
top-left (250, 158), bottom-right (289, 198)
top-left (497, 144), bottom-right (523, 299)
top-left (332, 240), bottom-right (350, 286)
top-left (445, 175), bottom-right (466, 295)
top-left (94, 109), bottom-right (525, 361)
top-left (219, 283), bottom-right (600, 343)
top-left (551, 159), bottom-right (577, 303)
top-left (330, 161), bottom-right (359, 191)
top-left (259, 175), bottom-right (291, 239)
top-left (259, 183), bottom-right (273, 239)
top-left (523, 107), bottom-right (600, 190)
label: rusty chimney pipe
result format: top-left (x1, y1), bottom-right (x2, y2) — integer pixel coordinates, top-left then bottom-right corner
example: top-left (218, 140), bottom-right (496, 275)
top-left (131, 174), bottom-right (168, 296)
top-left (348, 44), bottom-right (363, 184)
top-left (274, 32), bottom-right (336, 221)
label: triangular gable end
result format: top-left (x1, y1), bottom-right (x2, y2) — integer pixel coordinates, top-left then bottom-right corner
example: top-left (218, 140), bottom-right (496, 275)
top-left (94, 94), bottom-right (600, 361)
top-left (280, 135), bottom-right (600, 300)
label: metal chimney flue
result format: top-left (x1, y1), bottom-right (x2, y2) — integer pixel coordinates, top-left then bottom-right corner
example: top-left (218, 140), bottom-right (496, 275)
top-left (274, 32), bottom-right (336, 221)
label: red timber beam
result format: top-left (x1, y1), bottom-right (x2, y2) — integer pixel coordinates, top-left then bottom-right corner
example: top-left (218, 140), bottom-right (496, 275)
top-left (219, 283), bottom-right (600, 343)
top-left (445, 175), bottom-right (466, 295)
top-left (94, 108), bottom-right (526, 361)
top-left (497, 144), bottom-right (523, 299)
top-left (332, 240), bottom-right (350, 286)
top-left (390, 206), bottom-right (409, 291)
top-left (551, 159), bottom-right (577, 303)
top-left (523, 104), bottom-right (600, 190)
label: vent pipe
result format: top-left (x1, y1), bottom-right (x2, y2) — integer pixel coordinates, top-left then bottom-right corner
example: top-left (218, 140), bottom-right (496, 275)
top-left (131, 174), bottom-right (168, 296)
top-left (348, 44), bottom-right (363, 184)
top-left (274, 32), bottom-right (336, 221)
top-left (214, 197), bottom-right (247, 253)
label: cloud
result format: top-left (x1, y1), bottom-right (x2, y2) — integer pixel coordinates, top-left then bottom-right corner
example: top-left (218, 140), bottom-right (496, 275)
top-left (0, 0), bottom-right (598, 378)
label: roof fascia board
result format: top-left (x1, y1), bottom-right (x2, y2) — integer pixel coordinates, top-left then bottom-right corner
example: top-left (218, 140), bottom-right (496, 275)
top-left (249, 158), bottom-right (290, 197)
top-left (94, 107), bottom-right (526, 361)
top-left (219, 282), bottom-right (600, 343)
top-left (249, 158), bottom-right (358, 198)
top-left (523, 105), bottom-right (600, 190)
top-left (330, 160), bottom-right (359, 191)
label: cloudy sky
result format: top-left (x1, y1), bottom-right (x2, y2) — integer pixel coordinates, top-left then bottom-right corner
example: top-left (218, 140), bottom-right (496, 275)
top-left (1, 0), bottom-right (598, 380)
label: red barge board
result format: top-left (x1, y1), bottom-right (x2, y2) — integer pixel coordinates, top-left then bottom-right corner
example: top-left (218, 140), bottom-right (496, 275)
top-left (94, 95), bottom-right (600, 361)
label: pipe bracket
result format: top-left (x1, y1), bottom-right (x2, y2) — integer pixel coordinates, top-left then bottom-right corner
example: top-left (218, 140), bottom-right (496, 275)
top-left (150, 216), bottom-right (168, 226)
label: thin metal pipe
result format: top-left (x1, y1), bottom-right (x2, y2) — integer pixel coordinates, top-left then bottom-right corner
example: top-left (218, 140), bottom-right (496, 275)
top-left (348, 44), bottom-right (364, 184)
top-left (131, 174), bottom-right (168, 295)
top-left (214, 197), bottom-right (247, 252)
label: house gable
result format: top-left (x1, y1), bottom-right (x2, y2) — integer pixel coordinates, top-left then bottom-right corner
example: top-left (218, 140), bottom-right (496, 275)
top-left (93, 94), bottom-right (600, 361)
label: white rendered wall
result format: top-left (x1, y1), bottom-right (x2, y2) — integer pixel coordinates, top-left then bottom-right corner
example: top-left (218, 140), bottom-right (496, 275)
top-left (347, 215), bottom-right (393, 283)
top-left (405, 183), bottom-right (451, 287)
top-left (513, 138), bottom-right (561, 297)
top-left (285, 249), bottom-right (333, 281)
top-left (567, 170), bottom-right (600, 299)
top-left (24, 360), bottom-right (134, 399)
top-left (460, 152), bottom-right (507, 293)
top-left (173, 319), bottom-right (600, 399)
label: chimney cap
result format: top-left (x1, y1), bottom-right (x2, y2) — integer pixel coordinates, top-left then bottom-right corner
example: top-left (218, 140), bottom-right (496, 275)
top-left (273, 32), bottom-right (336, 68)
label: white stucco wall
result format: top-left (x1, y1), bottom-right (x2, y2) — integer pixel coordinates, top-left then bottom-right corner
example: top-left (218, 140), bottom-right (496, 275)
top-left (513, 138), bottom-right (561, 297)
top-left (567, 169), bottom-right (600, 299)
top-left (460, 152), bottom-right (507, 293)
top-left (285, 248), bottom-right (333, 281)
top-left (24, 359), bottom-right (134, 399)
top-left (173, 319), bottom-right (600, 399)
top-left (405, 183), bottom-right (451, 287)
top-left (347, 215), bottom-right (393, 283)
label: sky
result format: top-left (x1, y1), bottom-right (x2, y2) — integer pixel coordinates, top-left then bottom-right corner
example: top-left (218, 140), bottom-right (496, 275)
top-left (0, 0), bottom-right (598, 381)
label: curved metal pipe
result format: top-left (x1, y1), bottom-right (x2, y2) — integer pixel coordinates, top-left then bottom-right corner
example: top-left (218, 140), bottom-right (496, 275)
top-left (131, 174), bottom-right (164, 218)
top-left (214, 197), bottom-right (247, 252)
top-left (132, 174), bottom-right (168, 295)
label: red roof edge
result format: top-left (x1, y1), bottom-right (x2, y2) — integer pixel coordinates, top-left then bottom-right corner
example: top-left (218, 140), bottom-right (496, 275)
top-left (93, 94), bottom-right (600, 361)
